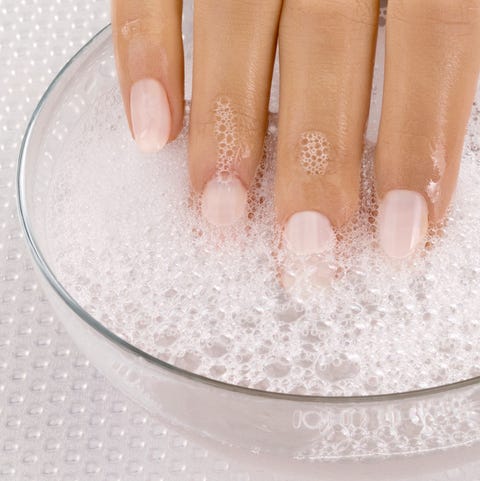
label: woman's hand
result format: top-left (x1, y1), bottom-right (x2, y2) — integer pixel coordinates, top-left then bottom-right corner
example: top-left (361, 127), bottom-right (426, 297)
top-left (112, 0), bottom-right (480, 261)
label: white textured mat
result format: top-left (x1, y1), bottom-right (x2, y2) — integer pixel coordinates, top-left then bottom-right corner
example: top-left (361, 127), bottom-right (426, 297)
top-left (1, 1), bottom-right (480, 480)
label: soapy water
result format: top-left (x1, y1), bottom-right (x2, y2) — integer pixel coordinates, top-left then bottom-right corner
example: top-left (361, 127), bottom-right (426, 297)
top-left (213, 96), bottom-right (252, 175)
top-left (45, 89), bottom-right (480, 397)
top-left (298, 131), bottom-right (330, 176)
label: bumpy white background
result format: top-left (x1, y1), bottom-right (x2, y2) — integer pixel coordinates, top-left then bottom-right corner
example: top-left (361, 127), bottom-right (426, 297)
top-left (1, 1), bottom-right (480, 480)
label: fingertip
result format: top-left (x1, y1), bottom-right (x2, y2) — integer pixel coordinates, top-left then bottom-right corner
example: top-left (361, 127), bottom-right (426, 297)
top-left (279, 210), bottom-right (337, 296)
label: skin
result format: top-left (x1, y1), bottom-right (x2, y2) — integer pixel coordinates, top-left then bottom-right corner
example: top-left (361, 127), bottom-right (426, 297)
top-left (112, 0), bottom-right (480, 248)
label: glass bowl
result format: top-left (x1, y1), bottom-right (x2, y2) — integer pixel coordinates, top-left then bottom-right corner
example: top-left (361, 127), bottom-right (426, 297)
top-left (17, 19), bottom-right (480, 481)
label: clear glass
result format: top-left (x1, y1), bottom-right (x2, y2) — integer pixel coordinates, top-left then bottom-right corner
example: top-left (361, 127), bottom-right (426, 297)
top-left (17, 20), bottom-right (480, 479)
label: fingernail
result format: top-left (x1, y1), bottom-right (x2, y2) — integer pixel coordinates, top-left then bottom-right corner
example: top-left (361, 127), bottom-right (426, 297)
top-left (201, 176), bottom-right (248, 226)
top-left (283, 211), bottom-right (335, 255)
top-left (378, 189), bottom-right (428, 259)
top-left (130, 78), bottom-right (171, 153)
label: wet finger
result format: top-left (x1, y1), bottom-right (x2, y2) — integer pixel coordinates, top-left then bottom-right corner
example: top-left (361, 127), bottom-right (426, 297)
top-left (112, 0), bottom-right (184, 153)
top-left (376, 0), bottom-right (480, 258)
top-left (189, 0), bottom-right (282, 226)
top-left (275, 0), bottom-right (379, 287)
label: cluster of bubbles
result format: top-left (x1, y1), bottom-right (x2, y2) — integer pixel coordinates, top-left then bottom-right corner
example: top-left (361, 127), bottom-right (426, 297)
top-left (213, 96), bottom-right (250, 176)
top-left (298, 131), bottom-right (331, 176)
top-left (45, 86), bottom-right (480, 397)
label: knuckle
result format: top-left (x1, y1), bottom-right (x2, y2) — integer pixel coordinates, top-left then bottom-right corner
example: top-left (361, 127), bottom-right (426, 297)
top-left (287, 0), bottom-right (378, 25)
top-left (200, 0), bottom-right (281, 13)
top-left (389, 0), bottom-right (480, 25)
top-left (198, 0), bottom-right (281, 23)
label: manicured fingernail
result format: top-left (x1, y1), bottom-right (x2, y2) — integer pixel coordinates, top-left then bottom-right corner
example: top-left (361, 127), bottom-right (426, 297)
top-left (283, 211), bottom-right (335, 255)
top-left (201, 176), bottom-right (248, 226)
top-left (130, 78), bottom-right (171, 153)
top-left (378, 189), bottom-right (428, 259)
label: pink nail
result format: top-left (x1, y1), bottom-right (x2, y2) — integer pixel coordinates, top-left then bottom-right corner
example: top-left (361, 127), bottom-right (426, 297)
top-left (378, 189), bottom-right (428, 259)
top-left (283, 211), bottom-right (335, 255)
top-left (201, 176), bottom-right (248, 226)
top-left (130, 78), bottom-right (171, 153)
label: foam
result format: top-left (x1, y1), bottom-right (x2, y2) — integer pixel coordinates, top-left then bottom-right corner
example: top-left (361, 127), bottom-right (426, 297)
top-left (213, 96), bottom-right (251, 176)
top-left (45, 90), bottom-right (480, 397)
top-left (298, 131), bottom-right (330, 176)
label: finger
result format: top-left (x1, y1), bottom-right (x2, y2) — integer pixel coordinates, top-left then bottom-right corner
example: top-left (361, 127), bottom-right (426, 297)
top-left (112, 0), bottom-right (184, 153)
top-left (189, 0), bottom-right (282, 226)
top-left (376, 0), bottom-right (480, 259)
top-left (275, 0), bottom-right (379, 255)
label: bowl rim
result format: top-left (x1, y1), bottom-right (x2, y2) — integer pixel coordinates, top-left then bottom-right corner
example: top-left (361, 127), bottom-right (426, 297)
top-left (16, 23), bottom-right (480, 405)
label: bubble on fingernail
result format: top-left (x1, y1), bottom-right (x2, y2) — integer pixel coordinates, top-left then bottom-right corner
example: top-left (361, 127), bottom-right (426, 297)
top-left (298, 131), bottom-right (330, 176)
top-left (213, 96), bottom-right (251, 176)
